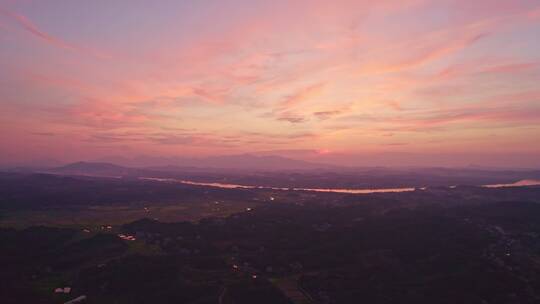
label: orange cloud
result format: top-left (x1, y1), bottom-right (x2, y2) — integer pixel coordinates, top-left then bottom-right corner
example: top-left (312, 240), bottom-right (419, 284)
top-left (313, 110), bottom-right (343, 120)
top-left (275, 112), bottom-right (308, 124)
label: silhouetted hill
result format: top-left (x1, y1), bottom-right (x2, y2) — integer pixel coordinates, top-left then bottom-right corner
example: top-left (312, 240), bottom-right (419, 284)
top-left (158, 155), bottom-right (332, 172)
top-left (106, 154), bottom-right (337, 171)
top-left (48, 161), bottom-right (137, 177)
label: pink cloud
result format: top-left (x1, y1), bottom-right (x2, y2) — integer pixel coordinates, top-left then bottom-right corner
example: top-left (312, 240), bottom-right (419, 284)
top-left (385, 106), bottom-right (540, 131)
top-left (279, 83), bottom-right (326, 110)
top-left (479, 62), bottom-right (540, 74)
top-left (437, 61), bottom-right (539, 80)
top-left (528, 7), bottom-right (540, 20)
top-left (366, 33), bottom-right (488, 74)
top-left (382, 100), bottom-right (404, 112)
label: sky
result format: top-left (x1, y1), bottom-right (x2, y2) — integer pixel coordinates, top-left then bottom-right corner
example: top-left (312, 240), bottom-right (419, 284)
top-left (0, 0), bottom-right (539, 168)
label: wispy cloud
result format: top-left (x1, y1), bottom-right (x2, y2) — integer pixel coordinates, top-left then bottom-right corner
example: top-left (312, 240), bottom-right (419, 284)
top-left (279, 83), bottom-right (326, 110)
top-left (0, 7), bottom-right (108, 58)
top-left (363, 32), bottom-right (489, 74)
top-left (437, 61), bottom-right (539, 79)
top-left (275, 112), bottom-right (308, 124)
top-left (313, 110), bottom-right (343, 120)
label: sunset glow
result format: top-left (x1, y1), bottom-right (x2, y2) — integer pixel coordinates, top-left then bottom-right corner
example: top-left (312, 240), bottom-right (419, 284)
top-left (1, 0), bottom-right (539, 167)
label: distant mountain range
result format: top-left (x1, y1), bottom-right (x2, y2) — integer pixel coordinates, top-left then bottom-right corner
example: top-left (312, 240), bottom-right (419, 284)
top-left (46, 161), bottom-right (140, 177)
top-left (42, 154), bottom-right (337, 177)
top-left (6, 153), bottom-right (540, 188)
top-left (95, 154), bottom-right (337, 171)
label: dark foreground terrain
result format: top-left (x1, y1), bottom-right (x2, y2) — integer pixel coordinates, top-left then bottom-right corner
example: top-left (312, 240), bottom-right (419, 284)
top-left (1, 172), bottom-right (540, 303)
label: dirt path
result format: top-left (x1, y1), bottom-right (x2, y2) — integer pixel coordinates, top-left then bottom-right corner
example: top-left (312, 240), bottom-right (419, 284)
top-left (272, 275), bottom-right (313, 304)
top-left (218, 286), bottom-right (227, 304)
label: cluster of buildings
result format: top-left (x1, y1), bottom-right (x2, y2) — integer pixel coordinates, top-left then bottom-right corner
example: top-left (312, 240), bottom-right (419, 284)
top-left (117, 233), bottom-right (136, 241)
top-left (54, 287), bottom-right (71, 294)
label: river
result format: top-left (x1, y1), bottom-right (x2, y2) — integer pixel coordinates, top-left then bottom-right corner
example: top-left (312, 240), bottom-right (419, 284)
top-left (140, 177), bottom-right (540, 194)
